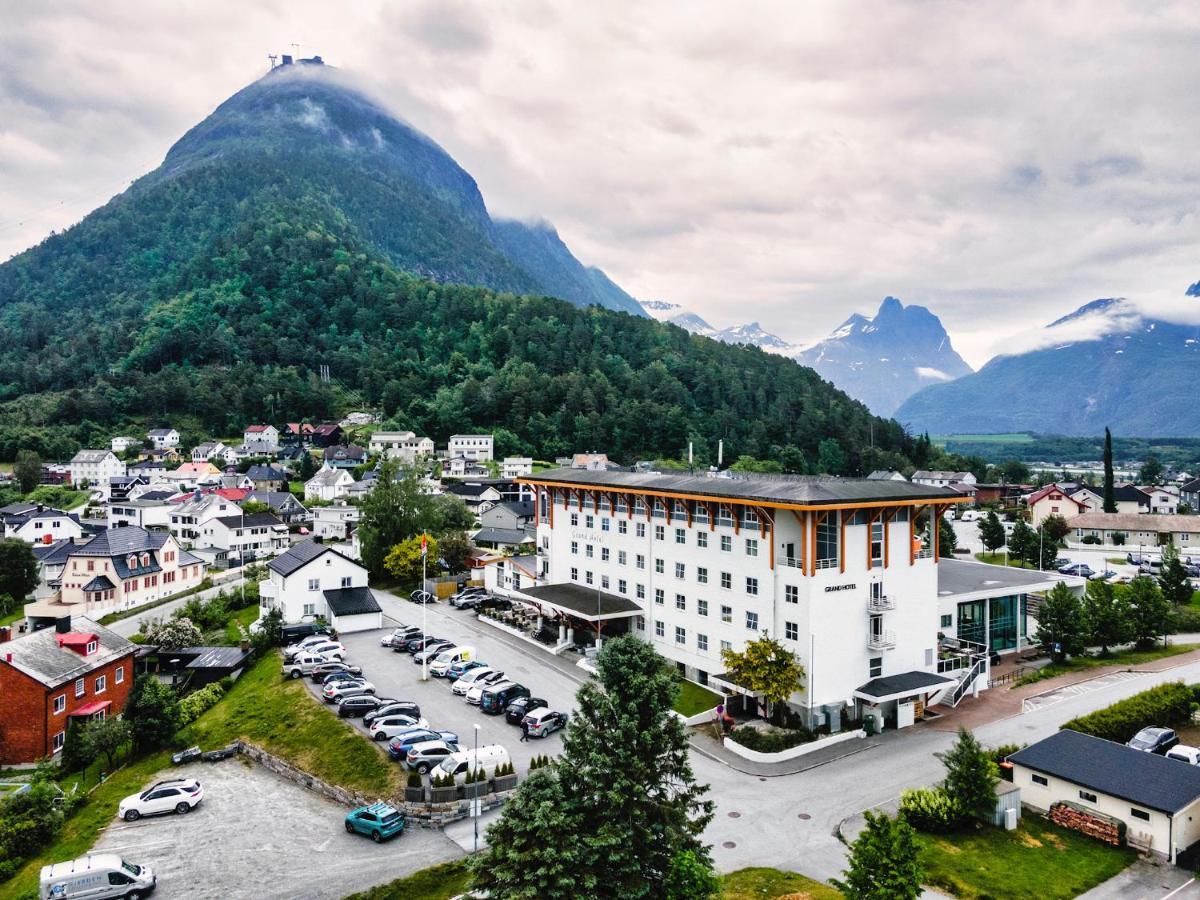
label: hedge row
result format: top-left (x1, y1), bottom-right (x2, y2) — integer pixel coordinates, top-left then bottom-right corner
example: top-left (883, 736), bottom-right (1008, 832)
top-left (1061, 681), bottom-right (1193, 743)
top-left (728, 726), bottom-right (813, 753)
top-left (178, 682), bottom-right (226, 726)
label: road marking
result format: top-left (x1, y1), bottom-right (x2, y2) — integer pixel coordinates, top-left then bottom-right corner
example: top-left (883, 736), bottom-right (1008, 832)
top-left (1161, 877), bottom-right (1196, 899)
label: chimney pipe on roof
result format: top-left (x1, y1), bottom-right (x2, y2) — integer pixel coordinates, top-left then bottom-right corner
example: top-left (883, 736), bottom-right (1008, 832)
top-left (55, 616), bottom-right (71, 635)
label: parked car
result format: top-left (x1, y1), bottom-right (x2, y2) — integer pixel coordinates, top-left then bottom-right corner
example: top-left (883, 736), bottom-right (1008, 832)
top-left (1058, 563), bottom-right (1094, 578)
top-left (344, 801), bottom-right (405, 843)
top-left (454, 668), bottom-right (504, 697)
top-left (505, 695), bottom-right (548, 725)
top-left (290, 640), bottom-right (345, 662)
top-left (408, 589), bottom-right (436, 604)
top-left (369, 714), bottom-right (431, 741)
top-left (404, 739), bottom-right (459, 773)
top-left (480, 682), bottom-right (531, 715)
top-left (337, 694), bottom-right (396, 718)
top-left (282, 651), bottom-right (344, 679)
top-left (283, 632), bottom-right (335, 655)
top-left (364, 701), bottom-right (422, 728)
top-left (400, 633), bottom-right (442, 653)
top-left (428, 646), bottom-right (477, 677)
top-left (449, 587), bottom-right (487, 608)
top-left (387, 729), bottom-right (460, 761)
top-left (476, 596), bottom-right (513, 612)
top-left (413, 641), bottom-right (455, 665)
top-left (171, 746), bottom-right (202, 765)
top-left (1127, 726), bottom-right (1179, 755)
top-left (1088, 569), bottom-right (1117, 582)
top-left (323, 679), bottom-right (376, 703)
top-left (958, 510), bottom-right (981, 522)
top-left (308, 661), bottom-right (363, 683)
top-left (1167, 745), bottom-right (1200, 765)
top-left (446, 659), bottom-right (487, 682)
top-left (522, 708), bottom-right (569, 738)
top-left (282, 623), bottom-right (332, 644)
top-left (118, 778), bottom-right (204, 821)
top-left (381, 626), bottom-right (419, 648)
top-left (436, 745), bottom-right (511, 785)
top-left (321, 670), bottom-right (366, 687)
top-left (392, 631), bottom-right (426, 653)
top-left (1051, 557), bottom-right (1071, 570)
top-left (40, 854), bottom-right (156, 900)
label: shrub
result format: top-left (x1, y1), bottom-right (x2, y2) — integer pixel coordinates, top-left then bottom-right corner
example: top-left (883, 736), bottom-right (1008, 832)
top-left (217, 675), bottom-right (234, 693)
top-left (1062, 681), bottom-right (1193, 742)
top-left (1112, 532), bottom-right (1127, 546)
top-left (407, 771), bottom-right (422, 788)
top-left (178, 682), bottom-right (226, 726)
top-left (728, 725), bottom-right (813, 753)
top-left (1170, 606), bottom-right (1200, 634)
top-left (899, 787), bottom-right (959, 833)
top-left (986, 743), bottom-right (1023, 765)
top-left (1081, 534), bottom-right (1102, 545)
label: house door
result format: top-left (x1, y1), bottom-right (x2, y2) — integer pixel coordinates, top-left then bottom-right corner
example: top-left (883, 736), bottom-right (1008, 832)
top-left (784, 542), bottom-right (796, 565)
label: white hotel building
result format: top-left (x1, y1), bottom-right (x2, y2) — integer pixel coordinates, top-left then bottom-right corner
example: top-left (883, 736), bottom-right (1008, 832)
top-left (515, 469), bottom-right (973, 729)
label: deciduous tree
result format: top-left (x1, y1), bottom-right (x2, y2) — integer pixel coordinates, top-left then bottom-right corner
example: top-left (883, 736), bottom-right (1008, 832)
top-left (1082, 578), bottom-right (1131, 656)
top-left (438, 530), bottom-right (473, 574)
top-left (1126, 576), bottom-right (1170, 649)
top-left (1034, 582), bottom-right (1084, 663)
top-left (124, 674), bottom-right (181, 754)
top-left (144, 616), bottom-right (202, 650)
top-left (82, 716), bottom-right (132, 770)
top-left (719, 633), bottom-right (805, 710)
top-left (357, 461), bottom-right (438, 577)
top-left (1041, 513), bottom-right (1071, 546)
top-left (0, 538), bottom-right (38, 603)
top-left (384, 534), bottom-right (438, 584)
top-left (13, 449), bottom-right (41, 494)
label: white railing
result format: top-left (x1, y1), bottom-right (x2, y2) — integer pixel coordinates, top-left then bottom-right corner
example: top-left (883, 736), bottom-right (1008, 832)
top-left (948, 654), bottom-right (989, 707)
top-left (782, 557), bottom-right (803, 568)
top-left (914, 548), bottom-right (934, 560)
top-left (815, 558), bottom-right (839, 570)
top-left (866, 595), bottom-right (895, 613)
top-left (867, 629), bottom-right (896, 650)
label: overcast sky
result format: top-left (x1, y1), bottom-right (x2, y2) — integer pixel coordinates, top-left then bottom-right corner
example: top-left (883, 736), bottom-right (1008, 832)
top-left (3, 1), bottom-right (1200, 367)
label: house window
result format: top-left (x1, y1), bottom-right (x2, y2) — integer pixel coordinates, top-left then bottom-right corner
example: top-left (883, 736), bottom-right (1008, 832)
top-left (308, 578), bottom-right (319, 591)
top-left (697, 633), bottom-right (709, 651)
top-left (697, 567), bottom-right (708, 584)
top-left (341, 576), bottom-right (352, 588)
top-left (720, 535), bottom-right (732, 552)
top-left (721, 572), bottom-right (732, 590)
top-left (655, 589), bottom-right (664, 605)
top-left (746, 612), bottom-right (759, 631)
top-left (785, 585), bottom-right (798, 604)
top-left (697, 532), bottom-right (708, 548)
top-left (698, 599), bottom-right (708, 617)
top-left (636, 523), bottom-right (645, 538)
top-left (53, 695), bottom-right (66, 714)
top-left (1079, 790), bottom-right (1097, 804)
top-left (675, 528), bottom-right (686, 544)
top-left (115, 665), bottom-right (124, 685)
top-left (1130, 808), bottom-right (1151, 821)
top-left (75, 678), bottom-right (85, 697)
top-left (655, 620), bottom-right (665, 638)
top-left (675, 594), bottom-right (686, 611)
top-left (869, 656), bottom-right (882, 677)
top-left (721, 605), bottom-right (732, 624)
top-left (675, 626), bottom-right (686, 645)
top-left (940, 614), bottom-right (952, 628)
top-left (675, 562), bottom-right (685, 579)
top-left (746, 577), bottom-right (758, 596)
top-left (655, 525), bottom-right (665, 541)
top-left (655, 558), bottom-right (665, 574)
top-left (53, 731), bottom-right (65, 752)
top-left (618, 520), bottom-right (627, 535)
top-left (745, 538), bottom-right (758, 557)
top-left (95, 675), bottom-right (107, 694)
top-left (785, 621), bottom-right (798, 640)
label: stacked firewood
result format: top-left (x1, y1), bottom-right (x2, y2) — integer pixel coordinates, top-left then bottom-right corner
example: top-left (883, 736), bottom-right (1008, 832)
top-left (1050, 801), bottom-right (1124, 846)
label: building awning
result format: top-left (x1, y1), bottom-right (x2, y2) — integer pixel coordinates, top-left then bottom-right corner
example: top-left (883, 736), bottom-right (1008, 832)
top-left (323, 586), bottom-right (382, 617)
top-left (509, 583), bottom-right (642, 622)
top-left (69, 699), bottom-right (111, 717)
top-left (709, 672), bottom-right (762, 698)
top-left (853, 671), bottom-right (954, 704)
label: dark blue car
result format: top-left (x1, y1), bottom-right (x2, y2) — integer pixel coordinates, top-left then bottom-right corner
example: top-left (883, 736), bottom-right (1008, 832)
top-left (386, 729), bottom-right (459, 760)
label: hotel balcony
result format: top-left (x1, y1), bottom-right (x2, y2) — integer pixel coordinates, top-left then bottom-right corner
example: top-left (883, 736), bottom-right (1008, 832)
top-left (866, 594), bottom-right (895, 613)
top-left (867, 629), bottom-right (896, 651)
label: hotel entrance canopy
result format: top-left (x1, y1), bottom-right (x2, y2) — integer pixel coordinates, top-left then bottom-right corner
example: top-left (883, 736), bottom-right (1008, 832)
top-left (509, 583), bottom-right (642, 623)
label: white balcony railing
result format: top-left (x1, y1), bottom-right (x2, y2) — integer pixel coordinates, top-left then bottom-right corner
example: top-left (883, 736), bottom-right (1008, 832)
top-left (782, 557), bottom-right (803, 568)
top-left (815, 558), bottom-right (839, 570)
top-left (867, 629), bottom-right (896, 650)
top-left (866, 595), bottom-right (895, 613)
top-left (914, 548), bottom-right (934, 560)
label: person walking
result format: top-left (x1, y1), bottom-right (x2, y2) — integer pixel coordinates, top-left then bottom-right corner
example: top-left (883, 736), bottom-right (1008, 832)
top-left (520, 721), bottom-right (531, 742)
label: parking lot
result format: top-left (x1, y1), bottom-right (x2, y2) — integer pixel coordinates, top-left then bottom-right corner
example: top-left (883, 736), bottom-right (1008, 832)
top-left (90, 759), bottom-right (461, 899)
top-left (299, 596), bottom-right (583, 774)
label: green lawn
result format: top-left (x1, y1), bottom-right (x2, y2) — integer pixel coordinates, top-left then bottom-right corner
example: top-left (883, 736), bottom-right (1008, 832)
top-left (1015, 643), bottom-right (1199, 686)
top-left (719, 867), bottom-right (841, 899)
top-left (343, 859), bottom-right (472, 900)
top-left (674, 680), bottom-right (722, 717)
top-left (975, 552), bottom-right (1040, 570)
top-left (917, 817), bottom-right (1135, 900)
top-left (222, 603), bottom-right (260, 645)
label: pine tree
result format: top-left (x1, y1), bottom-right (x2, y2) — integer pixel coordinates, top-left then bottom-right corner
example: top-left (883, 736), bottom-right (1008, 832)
top-left (978, 511), bottom-right (1006, 554)
top-left (1159, 543), bottom-right (1193, 606)
top-left (124, 674), bottom-right (181, 754)
top-left (1103, 427), bottom-right (1116, 513)
top-left (1082, 578), bottom-right (1131, 656)
top-left (1035, 582), bottom-right (1085, 662)
top-left (938, 517), bottom-right (958, 555)
top-left (832, 811), bottom-right (923, 900)
top-left (1126, 576), bottom-right (1170, 649)
top-left (1008, 519), bottom-right (1035, 564)
top-left (938, 728), bottom-right (999, 827)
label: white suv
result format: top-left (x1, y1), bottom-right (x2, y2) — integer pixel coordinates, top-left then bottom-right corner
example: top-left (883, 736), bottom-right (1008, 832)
top-left (118, 778), bottom-right (204, 821)
top-left (323, 679), bottom-right (375, 703)
top-left (452, 668), bottom-right (502, 696)
top-left (369, 714), bottom-right (430, 741)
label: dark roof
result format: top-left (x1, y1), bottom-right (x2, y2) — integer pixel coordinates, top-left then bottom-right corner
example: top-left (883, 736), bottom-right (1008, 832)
top-left (313, 423), bottom-right (341, 435)
top-left (132, 489), bottom-right (176, 502)
top-left (472, 527), bottom-right (534, 545)
top-left (323, 444), bottom-right (366, 460)
top-left (246, 465), bottom-right (287, 481)
top-left (33, 539), bottom-right (86, 564)
top-left (855, 670), bottom-right (954, 699)
top-left (1113, 484), bottom-right (1151, 503)
top-left (66, 526), bottom-right (168, 579)
top-left (495, 500), bottom-right (535, 517)
top-left (80, 575), bottom-right (116, 592)
top-left (213, 512), bottom-right (284, 529)
top-left (4, 507), bottom-right (78, 528)
top-left (1182, 478), bottom-right (1200, 494)
top-left (0, 501), bottom-right (35, 516)
top-left (1010, 730), bottom-right (1200, 814)
top-left (268, 539), bottom-right (359, 577)
top-left (937, 558), bottom-right (1072, 598)
top-left (182, 646), bottom-right (253, 670)
top-left (323, 586), bottom-right (381, 616)
top-left (445, 482), bottom-right (498, 498)
top-left (1, 617), bottom-right (135, 688)
top-left (521, 468), bottom-right (962, 507)
top-left (129, 459), bottom-right (165, 470)
top-left (245, 490), bottom-right (304, 509)
top-left (513, 583), bottom-right (642, 619)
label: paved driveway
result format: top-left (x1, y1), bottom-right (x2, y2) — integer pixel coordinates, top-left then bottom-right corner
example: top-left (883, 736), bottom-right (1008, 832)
top-left (90, 759), bottom-right (461, 900)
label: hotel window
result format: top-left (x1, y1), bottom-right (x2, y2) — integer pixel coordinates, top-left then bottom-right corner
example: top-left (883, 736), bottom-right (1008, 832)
top-left (601, 518), bottom-right (610, 532)
top-left (655, 524), bottom-right (665, 541)
top-left (637, 554), bottom-right (646, 570)
top-left (720, 605), bottom-right (732, 624)
top-left (53, 731), bottom-right (65, 752)
top-left (585, 515), bottom-right (594, 529)
top-left (746, 577), bottom-right (758, 596)
top-left (745, 538), bottom-right (758, 557)
top-left (675, 562), bottom-right (685, 579)
top-left (75, 678), bottom-right (85, 697)
top-left (697, 567), bottom-right (708, 584)
top-left (653, 499), bottom-right (666, 519)
top-left (816, 514), bottom-right (840, 566)
top-left (618, 520), bottom-right (628, 535)
top-left (785, 585), bottom-right (798, 604)
top-left (697, 531), bottom-right (708, 548)
top-left (618, 550), bottom-right (627, 565)
top-left (95, 675), bottom-right (107, 694)
top-left (784, 621), bottom-right (798, 640)
top-left (585, 545), bottom-right (594, 558)
top-left (618, 579), bottom-right (627, 594)
top-left (54, 694), bottom-right (66, 714)
top-left (869, 656), bottom-right (882, 677)
top-left (675, 626), bottom-right (686, 645)
top-left (655, 558), bottom-right (665, 574)
top-left (634, 498), bottom-right (646, 516)
top-left (1031, 774), bottom-right (1048, 786)
top-left (720, 572), bottom-right (732, 590)
top-left (115, 665), bottom-right (124, 685)
top-left (601, 548), bottom-right (610, 561)
top-left (675, 501), bottom-right (688, 519)
top-left (717, 506), bottom-right (734, 526)
top-left (655, 621), bottom-right (665, 638)
top-left (870, 521), bottom-right (884, 566)
top-left (636, 616), bottom-right (645, 631)
top-left (636, 584), bottom-right (645, 599)
top-left (746, 612), bottom-right (759, 631)
top-left (720, 639), bottom-right (732, 653)
top-left (698, 599), bottom-right (708, 616)
top-left (655, 589), bottom-right (665, 605)
top-left (636, 523), bottom-right (646, 538)
top-left (616, 497), bottom-right (628, 514)
top-left (720, 535), bottom-right (732, 552)
top-left (697, 633), bottom-right (709, 652)
top-left (570, 513), bottom-right (579, 526)
top-left (601, 575), bottom-right (610, 589)
top-left (695, 503), bottom-right (709, 524)
top-left (571, 541), bottom-right (579, 555)
top-left (675, 593), bottom-right (686, 611)
top-left (586, 571), bottom-right (594, 585)
top-left (570, 567), bottom-right (579, 581)
top-left (940, 614), bottom-right (952, 628)
top-left (675, 528), bottom-right (686, 544)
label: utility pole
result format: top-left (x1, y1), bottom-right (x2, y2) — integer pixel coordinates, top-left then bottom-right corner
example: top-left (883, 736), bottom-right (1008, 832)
top-left (420, 533), bottom-right (429, 681)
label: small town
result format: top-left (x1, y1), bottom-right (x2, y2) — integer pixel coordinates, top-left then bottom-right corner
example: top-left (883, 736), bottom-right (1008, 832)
top-left (4, 6), bottom-right (1200, 900)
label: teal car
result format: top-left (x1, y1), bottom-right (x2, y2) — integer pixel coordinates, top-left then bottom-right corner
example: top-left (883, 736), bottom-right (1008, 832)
top-left (447, 659), bottom-right (487, 681)
top-left (344, 801), bottom-right (406, 842)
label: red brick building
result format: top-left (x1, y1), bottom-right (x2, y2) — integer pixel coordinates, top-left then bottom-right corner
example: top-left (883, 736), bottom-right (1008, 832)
top-left (0, 616), bottom-right (136, 765)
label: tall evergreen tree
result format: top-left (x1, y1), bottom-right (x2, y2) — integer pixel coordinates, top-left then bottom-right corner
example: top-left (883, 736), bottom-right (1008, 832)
top-left (1159, 543), bottom-right (1193, 606)
top-left (938, 517), bottom-right (958, 555)
top-left (937, 728), bottom-right (999, 827)
top-left (978, 511), bottom-right (1006, 553)
top-left (1103, 427), bottom-right (1116, 513)
top-left (1082, 578), bottom-right (1131, 656)
top-left (1035, 582), bottom-right (1084, 663)
top-left (1008, 519), bottom-right (1035, 564)
top-left (832, 811), bottom-right (923, 900)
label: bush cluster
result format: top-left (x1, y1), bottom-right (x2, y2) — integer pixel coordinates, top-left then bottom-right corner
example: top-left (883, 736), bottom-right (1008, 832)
top-left (1081, 534), bottom-right (1102, 545)
top-left (178, 682), bottom-right (226, 726)
top-left (528, 754), bottom-right (552, 771)
top-left (899, 787), bottom-right (959, 833)
top-left (1062, 681), bottom-right (1193, 742)
top-left (728, 725), bottom-right (814, 753)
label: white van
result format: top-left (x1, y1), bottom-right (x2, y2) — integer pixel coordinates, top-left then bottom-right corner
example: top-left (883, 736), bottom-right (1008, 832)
top-left (436, 745), bottom-right (511, 785)
top-left (429, 646), bottom-right (475, 678)
top-left (40, 854), bottom-right (156, 900)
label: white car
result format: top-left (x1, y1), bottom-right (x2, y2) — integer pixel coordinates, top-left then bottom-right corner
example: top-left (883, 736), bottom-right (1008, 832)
top-left (452, 668), bottom-right (502, 696)
top-left (283, 634), bottom-right (334, 658)
top-left (1167, 745), bottom-right (1200, 765)
top-left (369, 714), bottom-right (431, 741)
top-left (118, 778), bottom-right (203, 821)
top-left (958, 510), bottom-right (981, 522)
top-left (323, 679), bottom-right (375, 703)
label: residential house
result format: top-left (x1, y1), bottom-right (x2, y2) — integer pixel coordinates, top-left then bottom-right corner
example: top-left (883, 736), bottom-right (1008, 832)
top-left (443, 455), bottom-right (489, 479)
top-left (479, 500), bottom-right (535, 532)
top-left (304, 466), bottom-right (355, 502)
top-left (444, 481), bottom-right (503, 513)
top-left (276, 445), bottom-right (308, 467)
top-left (311, 423), bottom-right (344, 448)
top-left (110, 436), bottom-right (140, 454)
top-left (346, 478), bottom-right (374, 502)
top-left (367, 431), bottom-right (435, 463)
top-left (218, 473), bottom-right (255, 491)
top-left (1071, 512), bottom-right (1200, 550)
top-left (1111, 483), bottom-right (1152, 515)
top-left (259, 540), bottom-right (382, 633)
top-left (282, 422), bottom-right (314, 445)
top-left (107, 490), bottom-right (176, 531)
top-left (472, 526), bottom-right (535, 553)
top-left (191, 442), bottom-right (228, 463)
top-left (147, 428), bottom-right (180, 450)
top-left (323, 444), bottom-right (367, 470)
top-left (107, 475), bottom-right (148, 503)
top-left (448, 434), bottom-right (494, 461)
top-left (1067, 486), bottom-right (1105, 512)
top-left (159, 462), bottom-right (221, 491)
top-left (570, 453), bottom-right (614, 470)
top-left (242, 425), bottom-right (280, 451)
top-left (0, 616), bottom-right (137, 764)
top-left (244, 490), bottom-right (309, 524)
top-left (1010, 730), bottom-right (1200, 863)
top-left (972, 483), bottom-right (1029, 508)
top-left (481, 554), bottom-right (540, 595)
top-left (69, 450), bottom-right (126, 490)
top-left (2, 505), bottom-right (84, 544)
top-left (1182, 478), bottom-right (1200, 511)
top-left (245, 464), bottom-right (289, 491)
top-left (911, 470), bottom-right (977, 488)
top-left (1026, 484), bottom-right (1089, 526)
top-left (501, 457), bottom-right (534, 479)
top-left (168, 491), bottom-right (244, 546)
top-left (128, 458), bottom-right (167, 480)
top-left (867, 470), bottom-right (907, 481)
top-left (195, 512), bottom-right (289, 566)
top-left (1142, 486), bottom-right (1179, 516)
top-left (312, 503), bottom-right (361, 541)
top-left (32, 539), bottom-right (86, 597)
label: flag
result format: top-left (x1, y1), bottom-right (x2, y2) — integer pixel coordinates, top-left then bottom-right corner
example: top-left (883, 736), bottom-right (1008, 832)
top-left (420, 534), bottom-right (428, 557)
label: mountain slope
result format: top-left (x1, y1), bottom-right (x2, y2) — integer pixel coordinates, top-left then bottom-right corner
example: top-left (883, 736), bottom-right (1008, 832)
top-left (637, 300), bottom-right (801, 353)
top-left (895, 292), bottom-right (1200, 435)
top-left (794, 297), bottom-right (973, 416)
top-left (0, 61), bottom-right (917, 473)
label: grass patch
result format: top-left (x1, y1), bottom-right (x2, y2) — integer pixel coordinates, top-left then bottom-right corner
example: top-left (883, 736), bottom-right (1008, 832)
top-left (974, 552), bottom-right (1040, 570)
top-left (96, 579), bottom-right (215, 625)
top-left (1015, 643), bottom-right (1199, 686)
top-left (932, 433), bottom-right (1035, 444)
top-left (917, 817), bottom-right (1134, 900)
top-left (674, 680), bottom-right (722, 717)
top-left (185, 653), bottom-right (401, 798)
top-left (719, 867), bottom-right (841, 899)
top-left (0, 607), bottom-right (25, 628)
top-left (343, 859), bottom-right (472, 900)
top-left (222, 602), bottom-right (260, 645)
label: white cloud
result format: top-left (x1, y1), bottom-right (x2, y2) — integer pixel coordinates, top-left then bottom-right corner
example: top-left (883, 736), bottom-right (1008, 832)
top-left (2, 1), bottom-right (1200, 371)
top-left (914, 366), bottom-right (953, 381)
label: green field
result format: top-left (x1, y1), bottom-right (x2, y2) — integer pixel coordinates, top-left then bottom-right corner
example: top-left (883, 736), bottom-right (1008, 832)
top-left (1015, 643), bottom-right (1199, 686)
top-left (932, 433), bottom-right (1036, 444)
top-left (674, 680), bottom-right (723, 717)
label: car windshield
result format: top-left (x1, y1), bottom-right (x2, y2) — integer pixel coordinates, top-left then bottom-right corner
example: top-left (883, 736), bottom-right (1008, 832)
top-left (121, 860), bottom-right (141, 876)
top-left (434, 651), bottom-right (454, 663)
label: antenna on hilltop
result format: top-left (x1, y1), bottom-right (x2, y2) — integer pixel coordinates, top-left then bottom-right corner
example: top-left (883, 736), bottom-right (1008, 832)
top-left (267, 54), bottom-right (278, 69)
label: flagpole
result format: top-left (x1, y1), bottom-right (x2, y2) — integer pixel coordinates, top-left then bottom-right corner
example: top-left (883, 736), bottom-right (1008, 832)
top-left (420, 532), bottom-right (429, 682)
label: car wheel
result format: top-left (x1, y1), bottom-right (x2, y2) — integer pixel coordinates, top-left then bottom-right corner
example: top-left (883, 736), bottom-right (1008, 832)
top-left (126, 891), bottom-right (144, 900)
top-left (372, 732), bottom-right (384, 741)
top-left (124, 809), bottom-right (140, 822)
top-left (418, 763), bottom-right (430, 774)
top-left (289, 669), bottom-right (301, 679)
top-left (176, 802), bottom-right (191, 815)
top-left (345, 820), bottom-right (355, 833)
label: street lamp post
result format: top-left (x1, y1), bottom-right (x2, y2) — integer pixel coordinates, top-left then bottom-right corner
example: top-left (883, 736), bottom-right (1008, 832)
top-left (473, 723), bottom-right (480, 853)
top-left (420, 533), bottom-right (429, 682)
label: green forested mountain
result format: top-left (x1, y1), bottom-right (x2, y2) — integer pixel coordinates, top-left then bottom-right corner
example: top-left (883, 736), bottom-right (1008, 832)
top-left (0, 61), bottom-right (918, 471)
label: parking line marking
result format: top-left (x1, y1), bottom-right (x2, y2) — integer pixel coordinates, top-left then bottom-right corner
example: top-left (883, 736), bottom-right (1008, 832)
top-left (1161, 877), bottom-right (1196, 899)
